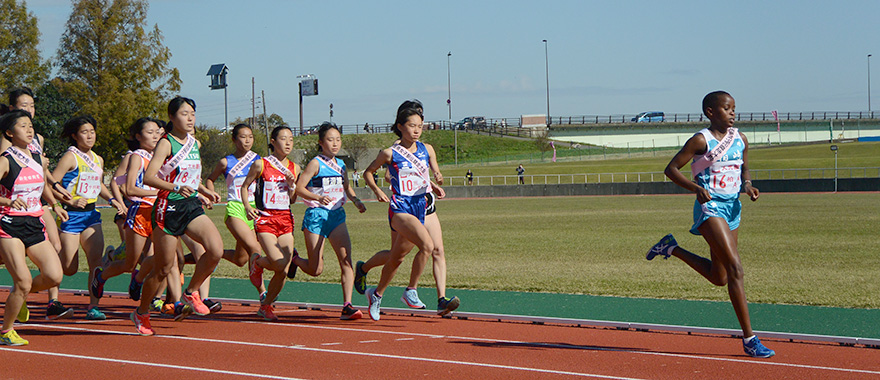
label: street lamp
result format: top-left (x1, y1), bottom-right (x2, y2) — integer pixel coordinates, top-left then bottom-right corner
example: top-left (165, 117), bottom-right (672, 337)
top-left (543, 39), bottom-right (550, 128)
top-left (830, 144), bottom-right (838, 192)
top-left (448, 51), bottom-right (457, 166)
top-left (868, 54), bottom-right (872, 114)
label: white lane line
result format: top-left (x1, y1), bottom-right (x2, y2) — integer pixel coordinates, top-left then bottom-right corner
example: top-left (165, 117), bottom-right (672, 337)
top-left (26, 322), bottom-right (880, 377)
top-left (358, 340), bottom-right (380, 344)
top-left (320, 342), bottom-right (342, 346)
top-left (395, 338), bottom-right (414, 341)
top-left (24, 324), bottom-right (644, 380)
top-left (0, 346), bottom-right (306, 380)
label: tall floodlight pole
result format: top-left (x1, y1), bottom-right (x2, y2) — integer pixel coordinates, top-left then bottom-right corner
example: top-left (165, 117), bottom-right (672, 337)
top-left (543, 40), bottom-right (550, 128)
top-left (449, 52), bottom-right (457, 165)
top-left (868, 54), bottom-right (873, 114)
top-left (207, 63), bottom-right (229, 132)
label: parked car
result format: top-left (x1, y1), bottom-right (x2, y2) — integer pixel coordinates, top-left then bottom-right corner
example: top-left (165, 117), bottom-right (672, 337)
top-left (454, 116), bottom-right (487, 130)
top-left (631, 111), bottom-right (665, 123)
top-left (301, 125), bottom-right (320, 135)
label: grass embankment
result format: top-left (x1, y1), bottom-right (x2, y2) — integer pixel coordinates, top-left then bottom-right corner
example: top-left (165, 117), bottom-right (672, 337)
top-left (95, 192), bottom-right (880, 309)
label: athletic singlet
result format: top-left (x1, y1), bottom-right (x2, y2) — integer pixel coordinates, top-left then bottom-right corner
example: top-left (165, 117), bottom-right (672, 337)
top-left (224, 152), bottom-right (258, 203)
top-left (387, 141), bottom-right (430, 200)
top-left (303, 156), bottom-right (346, 210)
top-left (158, 133), bottom-right (201, 202)
top-left (692, 128), bottom-right (745, 201)
top-left (255, 157), bottom-right (296, 211)
top-left (129, 149), bottom-right (157, 205)
top-left (0, 150), bottom-right (44, 217)
top-left (61, 148), bottom-right (101, 207)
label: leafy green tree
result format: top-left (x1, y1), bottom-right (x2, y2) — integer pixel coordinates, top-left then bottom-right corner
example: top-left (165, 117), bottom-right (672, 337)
top-left (34, 79), bottom-right (79, 165)
top-left (54, 0), bottom-right (180, 168)
top-left (193, 125), bottom-right (233, 180)
top-left (0, 0), bottom-right (50, 92)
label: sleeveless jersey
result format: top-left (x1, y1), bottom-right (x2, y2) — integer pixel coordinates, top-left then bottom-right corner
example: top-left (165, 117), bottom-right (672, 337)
top-left (129, 149), bottom-right (157, 205)
top-left (692, 128), bottom-right (745, 201)
top-left (304, 156), bottom-right (346, 210)
top-left (158, 134), bottom-right (201, 201)
top-left (224, 152), bottom-right (259, 203)
top-left (62, 149), bottom-right (101, 206)
top-left (0, 150), bottom-right (44, 217)
top-left (388, 142), bottom-right (430, 200)
top-left (255, 157), bottom-right (296, 211)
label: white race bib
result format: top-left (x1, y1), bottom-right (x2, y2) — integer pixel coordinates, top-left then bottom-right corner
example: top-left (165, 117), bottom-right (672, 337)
top-left (173, 163), bottom-right (201, 190)
top-left (262, 181), bottom-right (290, 210)
top-left (397, 167), bottom-right (428, 197)
top-left (76, 171), bottom-right (101, 198)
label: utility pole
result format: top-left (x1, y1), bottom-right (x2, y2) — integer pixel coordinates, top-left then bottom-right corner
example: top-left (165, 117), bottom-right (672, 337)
top-left (262, 90), bottom-right (268, 145)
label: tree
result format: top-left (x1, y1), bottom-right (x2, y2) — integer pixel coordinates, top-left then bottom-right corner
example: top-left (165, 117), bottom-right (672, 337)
top-left (34, 79), bottom-right (79, 165)
top-left (342, 134), bottom-right (371, 171)
top-left (535, 131), bottom-right (553, 160)
top-left (0, 0), bottom-right (50, 91)
top-left (54, 0), bottom-right (180, 168)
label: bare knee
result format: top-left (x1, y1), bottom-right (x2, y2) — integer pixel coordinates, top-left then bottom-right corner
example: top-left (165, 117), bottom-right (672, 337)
top-left (62, 266), bottom-right (78, 276)
top-left (709, 274), bottom-right (728, 287)
top-left (231, 255), bottom-right (248, 267)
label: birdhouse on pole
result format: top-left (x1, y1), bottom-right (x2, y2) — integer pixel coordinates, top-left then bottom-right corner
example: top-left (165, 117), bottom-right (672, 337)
top-left (207, 64), bottom-right (228, 90)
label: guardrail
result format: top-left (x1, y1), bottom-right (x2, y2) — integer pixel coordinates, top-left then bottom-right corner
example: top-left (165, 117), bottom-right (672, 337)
top-left (420, 167), bottom-right (880, 186)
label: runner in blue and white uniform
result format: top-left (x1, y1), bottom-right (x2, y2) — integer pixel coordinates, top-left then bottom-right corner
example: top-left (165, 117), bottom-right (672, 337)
top-left (293, 122), bottom-right (366, 320)
top-left (647, 91), bottom-right (774, 358)
top-left (362, 102), bottom-right (443, 321)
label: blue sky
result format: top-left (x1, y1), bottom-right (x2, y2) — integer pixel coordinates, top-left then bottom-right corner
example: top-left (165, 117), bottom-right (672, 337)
top-left (26, 0), bottom-right (880, 129)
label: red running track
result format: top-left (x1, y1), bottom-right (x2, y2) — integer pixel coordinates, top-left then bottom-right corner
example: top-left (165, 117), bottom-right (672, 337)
top-left (3, 291), bottom-right (880, 379)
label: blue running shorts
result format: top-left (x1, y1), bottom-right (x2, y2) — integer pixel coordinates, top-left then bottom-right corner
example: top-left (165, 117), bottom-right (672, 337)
top-left (691, 197), bottom-right (741, 235)
top-left (60, 210), bottom-right (102, 234)
top-left (302, 207), bottom-right (347, 238)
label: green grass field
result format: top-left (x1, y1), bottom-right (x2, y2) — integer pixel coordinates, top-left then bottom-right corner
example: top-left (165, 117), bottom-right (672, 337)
top-left (93, 191), bottom-right (880, 309)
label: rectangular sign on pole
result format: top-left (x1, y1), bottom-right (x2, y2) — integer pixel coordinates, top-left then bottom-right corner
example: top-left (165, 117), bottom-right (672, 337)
top-left (301, 78), bottom-right (318, 96)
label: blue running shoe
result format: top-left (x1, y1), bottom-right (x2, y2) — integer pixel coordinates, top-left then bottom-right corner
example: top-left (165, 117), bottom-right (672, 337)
top-left (366, 288), bottom-right (382, 321)
top-left (401, 288), bottom-right (426, 309)
top-left (437, 296), bottom-right (460, 316)
top-left (129, 270), bottom-right (142, 301)
top-left (354, 261), bottom-right (367, 295)
top-left (90, 267), bottom-right (105, 299)
top-left (86, 307), bottom-right (106, 321)
top-left (743, 336), bottom-right (775, 358)
top-left (647, 234), bottom-right (677, 260)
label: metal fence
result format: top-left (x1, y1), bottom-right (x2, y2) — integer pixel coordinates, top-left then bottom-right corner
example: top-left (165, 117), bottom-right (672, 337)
top-left (427, 167), bottom-right (880, 186)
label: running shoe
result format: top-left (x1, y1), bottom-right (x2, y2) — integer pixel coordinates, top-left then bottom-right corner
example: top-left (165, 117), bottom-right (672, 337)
top-left (161, 302), bottom-right (174, 316)
top-left (111, 243), bottom-right (126, 261)
top-left (173, 302), bottom-right (193, 322)
top-left (150, 298), bottom-right (165, 313)
top-left (257, 304), bottom-right (278, 321)
top-left (647, 234), bottom-right (677, 261)
top-left (86, 307), bottom-right (106, 321)
top-left (101, 245), bottom-right (115, 267)
top-left (248, 253), bottom-right (264, 290)
top-left (259, 291), bottom-right (268, 303)
top-left (17, 303), bottom-right (28, 323)
top-left (437, 296), bottom-right (461, 316)
top-left (366, 288), bottom-right (382, 321)
top-left (286, 249), bottom-right (299, 279)
top-left (743, 336), bottom-right (776, 358)
top-left (340, 304), bottom-right (363, 320)
top-left (183, 291), bottom-right (210, 316)
top-left (130, 310), bottom-right (154, 336)
top-left (0, 329), bottom-right (28, 346)
top-left (45, 300), bottom-right (73, 320)
top-left (354, 261), bottom-right (367, 295)
top-left (90, 267), bottom-right (105, 299)
top-left (401, 288), bottom-right (426, 309)
top-left (129, 270), bottom-right (142, 301)
top-left (203, 298), bottom-right (222, 314)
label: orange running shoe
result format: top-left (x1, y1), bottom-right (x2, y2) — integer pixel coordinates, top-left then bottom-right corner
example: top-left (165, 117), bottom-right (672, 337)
top-left (130, 310), bottom-right (154, 336)
top-left (183, 291), bottom-right (210, 316)
top-left (248, 253), bottom-right (264, 290)
top-left (257, 304), bottom-right (278, 321)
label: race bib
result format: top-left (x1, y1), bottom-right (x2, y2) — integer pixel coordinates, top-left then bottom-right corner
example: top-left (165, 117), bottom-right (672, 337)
top-left (708, 164), bottom-right (742, 195)
top-left (398, 167), bottom-right (428, 197)
top-left (76, 171), bottom-right (101, 199)
top-left (173, 163), bottom-right (201, 190)
top-left (233, 176), bottom-right (256, 199)
top-left (262, 181), bottom-right (290, 210)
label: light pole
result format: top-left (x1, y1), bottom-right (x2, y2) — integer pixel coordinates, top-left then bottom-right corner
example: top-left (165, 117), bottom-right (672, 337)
top-left (868, 54), bottom-right (872, 114)
top-left (207, 63), bottom-right (229, 132)
top-left (449, 51), bottom-right (457, 166)
top-left (830, 145), bottom-right (838, 192)
top-left (543, 39), bottom-right (550, 128)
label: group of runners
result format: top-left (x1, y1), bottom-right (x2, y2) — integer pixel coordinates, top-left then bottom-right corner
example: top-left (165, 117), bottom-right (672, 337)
top-left (0, 89), bottom-right (773, 358)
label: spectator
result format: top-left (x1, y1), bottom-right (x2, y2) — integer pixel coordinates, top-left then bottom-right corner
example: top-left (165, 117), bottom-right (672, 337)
top-left (516, 164), bottom-right (525, 184)
top-left (364, 123), bottom-right (370, 133)
top-left (466, 169), bottom-right (473, 186)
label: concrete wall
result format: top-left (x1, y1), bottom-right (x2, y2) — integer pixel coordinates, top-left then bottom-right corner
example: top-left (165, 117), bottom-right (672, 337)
top-left (351, 178), bottom-right (879, 200)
